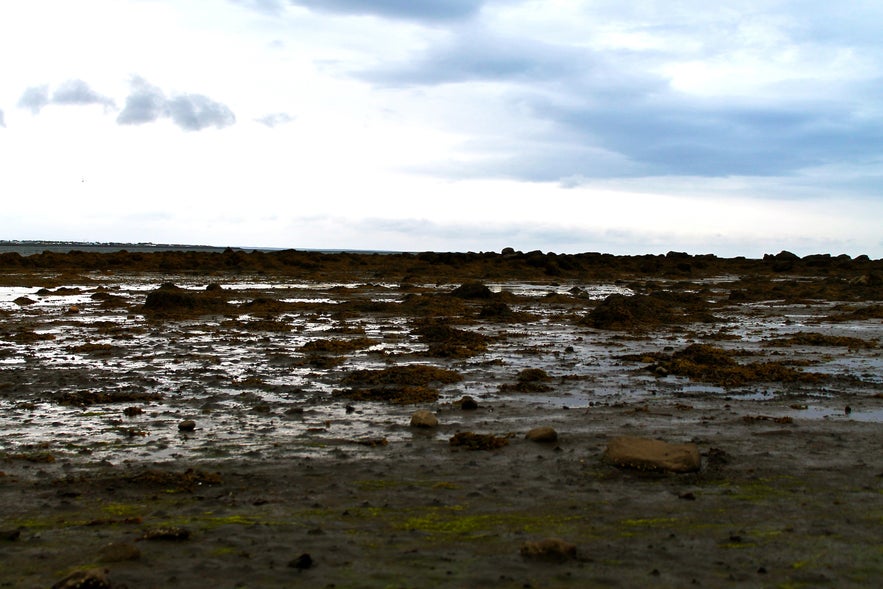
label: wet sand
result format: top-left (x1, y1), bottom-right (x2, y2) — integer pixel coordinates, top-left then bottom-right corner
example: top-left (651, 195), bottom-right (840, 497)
top-left (1, 250), bottom-right (881, 588)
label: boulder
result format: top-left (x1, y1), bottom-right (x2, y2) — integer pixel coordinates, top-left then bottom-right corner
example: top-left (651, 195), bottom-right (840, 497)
top-left (410, 410), bottom-right (438, 428)
top-left (525, 427), bottom-right (558, 443)
top-left (603, 436), bottom-right (700, 473)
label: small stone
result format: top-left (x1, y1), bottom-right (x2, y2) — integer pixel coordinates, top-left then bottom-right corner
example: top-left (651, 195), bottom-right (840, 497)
top-left (178, 419), bottom-right (196, 432)
top-left (603, 436), bottom-right (701, 473)
top-left (520, 538), bottom-right (577, 562)
top-left (123, 406), bottom-right (143, 417)
top-left (51, 568), bottom-right (111, 589)
top-left (289, 553), bottom-right (313, 570)
top-left (97, 541), bottom-right (141, 563)
top-left (410, 410), bottom-right (439, 428)
top-left (458, 396), bottom-right (479, 410)
top-left (141, 526), bottom-right (191, 541)
top-left (525, 427), bottom-right (558, 443)
top-left (66, 305), bottom-right (80, 314)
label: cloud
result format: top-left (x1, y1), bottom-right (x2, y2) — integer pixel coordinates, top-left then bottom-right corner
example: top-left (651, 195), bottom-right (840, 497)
top-left (352, 9), bottom-right (883, 182)
top-left (361, 31), bottom-right (581, 86)
top-left (229, 0), bottom-right (285, 15)
top-left (51, 79), bottom-right (115, 110)
top-left (117, 77), bottom-right (235, 131)
top-left (0, 108), bottom-right (5, 128)
top-left (17, 85), bottom-right (49, 114)
top-left (255, 112), bottom-right (295, 127)
top-left (117, 77), bottom-right (167, 125)
top-left (18, 81), bottom-right (115, 114)
top-left (166, 94), bottom-right (236, 131)
top-left (290, 0), bottom-right (484, 22)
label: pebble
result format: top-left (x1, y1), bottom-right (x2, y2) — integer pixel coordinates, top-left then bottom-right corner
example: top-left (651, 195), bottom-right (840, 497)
top-left (525, 427), bottom-right (558, 443)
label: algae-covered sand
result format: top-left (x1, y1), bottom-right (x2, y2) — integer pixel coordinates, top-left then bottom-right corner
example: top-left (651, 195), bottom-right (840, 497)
top-left (1, 249), bottom-right (881, 588)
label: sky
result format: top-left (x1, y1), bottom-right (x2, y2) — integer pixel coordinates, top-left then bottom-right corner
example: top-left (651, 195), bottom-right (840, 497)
top-left (1, 1), bottom-right (881, 257)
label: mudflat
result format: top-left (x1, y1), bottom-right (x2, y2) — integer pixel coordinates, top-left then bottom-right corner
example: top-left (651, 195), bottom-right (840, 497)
top-left (1, 249), bottom-right (881, 588)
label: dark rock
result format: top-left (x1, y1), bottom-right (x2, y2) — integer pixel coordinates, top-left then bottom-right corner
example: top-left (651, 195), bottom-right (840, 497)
top-left (289, 553), bottom-right (313, 570)
top-left (458, 396), bottom-right (479, 410)
top-left (178, 419), bottom-right (196, 432)
top-left (449, 431), bottom-right (508, 450)
top-left (520, 538), bottom-right (577, 562)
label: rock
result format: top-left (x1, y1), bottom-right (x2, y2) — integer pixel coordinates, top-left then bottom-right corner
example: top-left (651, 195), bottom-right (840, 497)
top-left (51, 568), bottom-right (111, 589)
top-left (289, 553), bottom-right (313, 570)
top-left (66, 305), bottom-right (80, 314)
top-left (458, 396), bottom-right (479, 410)
top-left (97, 541), bottom-right (141, 562)
top-left (13, 296), bottom-right (35, 306)
top-left (410, 410), bottom-right (438, 428)
top-left (141, 526), bottom-right (191, 541)
top-left (525, 427), bottom-right (558, 443)
top-left (178, 419), bottom-right (196, 432)
top-left (1, 528), bottom-right (21, 541)
top-left (603, 436), bottom-right (701, 473)
top-left (520, 538), bottom-right (577, 562)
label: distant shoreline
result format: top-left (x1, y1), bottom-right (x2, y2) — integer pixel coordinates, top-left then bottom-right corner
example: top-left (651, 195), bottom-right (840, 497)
top-left (0, 240), bottom-right (404, 257)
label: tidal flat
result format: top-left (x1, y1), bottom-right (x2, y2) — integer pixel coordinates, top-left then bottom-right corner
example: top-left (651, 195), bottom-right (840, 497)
top-left (0, 249), bottom-right (881, 588)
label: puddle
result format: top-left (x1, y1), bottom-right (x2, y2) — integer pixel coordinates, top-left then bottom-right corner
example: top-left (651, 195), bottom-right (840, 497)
top-left (1, 276), bottom-right (881, 466)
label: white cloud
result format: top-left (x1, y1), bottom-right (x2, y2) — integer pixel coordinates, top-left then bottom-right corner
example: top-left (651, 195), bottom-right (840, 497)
top-left (0, 0), bottom-right (881, 256)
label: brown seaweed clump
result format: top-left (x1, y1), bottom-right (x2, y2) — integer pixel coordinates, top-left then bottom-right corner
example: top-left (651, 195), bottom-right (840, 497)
top-left (300, 337), bottom-right (377, 355)
top-left (651, 344), bottom-right (824, 386)
top-left (766, 332), bottom-right (877, 349)
top-left (126, 468), bottom-right (222, 492)
top-left (499, 368), bottom-right (554, 393)
top-left (583, 291), bottom-right (717, 331)
top-left (58, 390), bottom-right (163, 406)
top-left (413, 323), bottom-right (491, 358)
top-left (449, 431), bottom-right (510, 450)
top-left (142, 284), bottom-right (231, 318)
top-left (336, 364), bottom-right (463, 404)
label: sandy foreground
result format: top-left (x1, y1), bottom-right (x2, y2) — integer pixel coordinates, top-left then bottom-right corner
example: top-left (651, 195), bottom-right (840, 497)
top-left (0, 250), bottom-right (881, 588)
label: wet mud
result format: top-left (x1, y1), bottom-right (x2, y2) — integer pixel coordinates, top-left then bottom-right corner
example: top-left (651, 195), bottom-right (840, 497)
top-left (0, 249), bottom-right (881, 587)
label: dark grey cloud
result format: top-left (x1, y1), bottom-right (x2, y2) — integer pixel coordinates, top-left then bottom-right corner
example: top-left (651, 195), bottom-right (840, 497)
top-left (17, 85), bottom-right (49, 114)
top-left (117, 77), bottom-right (235, 131)
top-left (530, 93), bottom-right (883, 178)
top-left (357, 17), bottom-right (883, 181)
top-left (51, 79), bottom-right (115, 109)
top-left (290, 0), bottom-right (484, 22)
top-left (167, 94), bottom-right (236, 131)
top-left (255, 112), bottom-right (295, 127)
